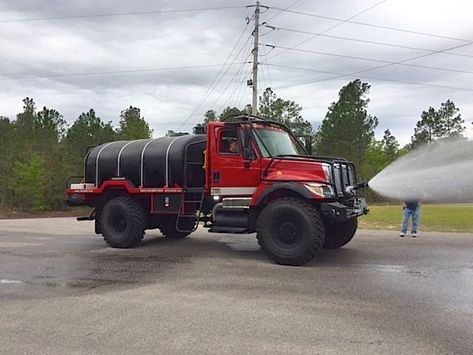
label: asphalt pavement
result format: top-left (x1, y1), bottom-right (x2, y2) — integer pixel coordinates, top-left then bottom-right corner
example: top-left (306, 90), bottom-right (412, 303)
top-left (1, 218), bottom-right (472, 354)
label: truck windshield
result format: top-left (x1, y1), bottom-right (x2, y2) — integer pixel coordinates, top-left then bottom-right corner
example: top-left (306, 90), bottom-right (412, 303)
top-left (253, 127), bottom-right (305, 157)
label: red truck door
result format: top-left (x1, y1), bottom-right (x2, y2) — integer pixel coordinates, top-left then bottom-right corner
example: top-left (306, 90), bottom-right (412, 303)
top-left (209, 126), bottom-right (261, 197)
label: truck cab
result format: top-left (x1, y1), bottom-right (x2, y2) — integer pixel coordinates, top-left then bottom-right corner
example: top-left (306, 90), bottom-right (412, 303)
top-left (66, 115), bottom-right (368, 266)
top-left (205, 117), bottom-right (367, 225)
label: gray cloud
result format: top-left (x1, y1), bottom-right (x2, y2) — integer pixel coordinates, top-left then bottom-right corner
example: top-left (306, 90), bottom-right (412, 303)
top-left (1, 0), bottom-right (472, 141)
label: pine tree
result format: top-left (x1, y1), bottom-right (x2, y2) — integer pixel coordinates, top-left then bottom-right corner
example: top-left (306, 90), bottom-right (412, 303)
top-left (409, 100), bottom-right (465, 149)
top-left (117, 106), bottom-right (152, 140)
top-left (315, 80), bottom-right (378, 170)
top-left (258, 88), bottom-right (313, 136)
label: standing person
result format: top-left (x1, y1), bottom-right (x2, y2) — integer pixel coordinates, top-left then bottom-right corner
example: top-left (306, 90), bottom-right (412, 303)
top-left (400, 199), bottom-right (420, 238)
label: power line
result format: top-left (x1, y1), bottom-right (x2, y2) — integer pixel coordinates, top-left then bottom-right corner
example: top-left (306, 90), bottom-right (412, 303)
top-left (259, 36), bottom-right (273, 89)
top-left (265, 25), bottom-right (473, 59)
top-left (264, 40), bottom-right (473, 93)
top-left (176, 22), bottom-right (253, 131)
top-left (204, 32), bottom-right (254, 115)
top-left (0, 63), bottom-right (242, 81)
top-left (262, 62), bottom-right (473, 93)
top-left (264, 10), bottom-right (473, 92)
top-left (222, 68), bottom-right (247, 109)
top-left (347, 40), bottom-right (473, 81)
top-left (196, 31), bottom-right (253, 114)
top-left (268, 0), bottom-right (387, 60)
top-left (268, 6), bottom-right (473, 43)
top-left (262, 0), bottom-right (306, 22)
top-left (259, 52), bottom-right (269, 92)
top-left (263, 63), bottom-right (473, 92)
top-left (210, 55), bottom-right (253, 113)
top-left (265, 43), bottom-right (473, 76)
top-left (209, 62), bottom-right (251, 114)
top-left (221, 60), bottom-right (252, 110)
top-left (0, 6), bottom-right (246, 23)
top-left (234, 65), bottom-right (254, 109)
top-left (219, 37), bottom-right (255, 110)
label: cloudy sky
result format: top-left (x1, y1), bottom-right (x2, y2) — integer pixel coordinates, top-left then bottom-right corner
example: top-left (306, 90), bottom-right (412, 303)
top-left (1, 0), bottom-right (472, 145)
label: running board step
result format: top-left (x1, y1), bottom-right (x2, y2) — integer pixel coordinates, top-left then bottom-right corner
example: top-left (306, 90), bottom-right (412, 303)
top-left (77, 210), bottom-right (96, 221)
top-left (77, 216), bottom-right (94, 221)
top-left (208, 227), bottom-right (249, 234)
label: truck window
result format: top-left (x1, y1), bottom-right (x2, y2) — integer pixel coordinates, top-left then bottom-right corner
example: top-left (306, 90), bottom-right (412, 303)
top-left (219, 129), bottom-right (241, 155)
top-left (253, 127), bottom-right (305, 157)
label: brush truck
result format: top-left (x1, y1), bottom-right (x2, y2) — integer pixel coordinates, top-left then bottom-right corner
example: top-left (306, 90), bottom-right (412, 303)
top-left (66, 115), bottom-right (368, 266)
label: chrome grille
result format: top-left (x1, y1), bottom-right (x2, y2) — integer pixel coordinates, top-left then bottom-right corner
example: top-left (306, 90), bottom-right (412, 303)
top-left (332, 162), bottom-right (355, 196)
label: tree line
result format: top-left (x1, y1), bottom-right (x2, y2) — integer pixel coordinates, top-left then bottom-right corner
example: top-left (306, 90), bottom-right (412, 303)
top-left (0, 79), bottom-right (466, 212)
top-left (0, 99), bottom-right (152, 211)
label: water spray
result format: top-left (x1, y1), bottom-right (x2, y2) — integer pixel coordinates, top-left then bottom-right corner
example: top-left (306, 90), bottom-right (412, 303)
top-left (368, 139), bottom-right (473, 203)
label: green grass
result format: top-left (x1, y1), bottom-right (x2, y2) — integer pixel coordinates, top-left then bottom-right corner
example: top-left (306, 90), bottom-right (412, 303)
top-left (358, 203), bottom-right (473, 233)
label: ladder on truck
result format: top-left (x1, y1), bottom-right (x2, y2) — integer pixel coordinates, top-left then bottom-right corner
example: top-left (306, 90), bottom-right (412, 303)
top-left (175, 159), bottom-right (205, 233)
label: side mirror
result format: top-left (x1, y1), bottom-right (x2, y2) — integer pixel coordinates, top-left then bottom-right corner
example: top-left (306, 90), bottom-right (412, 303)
top-left (241, 127), bottom-right (254, 161)
top-left (243, 147), bottom-right (253, 161)
top-left (305, 141), bottom-right (313, 155)
top-left (303, 136), bottom-right (313, 155)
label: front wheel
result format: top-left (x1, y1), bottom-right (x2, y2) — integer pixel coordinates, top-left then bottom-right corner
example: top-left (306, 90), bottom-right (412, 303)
top-left (323, 218), bottom-right (358, 249)
top-left (100, 196), bottom-right (146, 248)
top-left (256, 197), bottom-right (325, 266)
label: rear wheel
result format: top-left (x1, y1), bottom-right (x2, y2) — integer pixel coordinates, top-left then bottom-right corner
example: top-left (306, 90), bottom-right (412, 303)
top-left (323, 218), bottom-right (358, 249)
top-left (256, 197), bottom-right (325, 266)
top-left (159, 216), bottom-right (194, 239)
top-left (100, 196), bottom-right (146, 248)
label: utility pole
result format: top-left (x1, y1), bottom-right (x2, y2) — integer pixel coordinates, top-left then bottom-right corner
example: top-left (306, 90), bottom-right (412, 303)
top-left (251, 1), bottom-right (260, 115)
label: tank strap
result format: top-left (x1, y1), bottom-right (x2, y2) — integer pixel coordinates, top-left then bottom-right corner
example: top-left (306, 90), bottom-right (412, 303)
top-left (140, 138), bottom-right (158, 187)
top-left (165, 135), bottom-right (188, 187)
top-left (116, 140), bottom-right (138, 176)
top-left (95, 142), bottom-right (119, 187)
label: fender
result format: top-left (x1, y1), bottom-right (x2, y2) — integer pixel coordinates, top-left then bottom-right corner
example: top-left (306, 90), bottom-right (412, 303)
top-left (252, 182), bottom-right (312, 207)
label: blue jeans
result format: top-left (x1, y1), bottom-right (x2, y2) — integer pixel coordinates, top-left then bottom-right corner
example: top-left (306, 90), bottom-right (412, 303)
top-left (401, 207), bottom-right (420, 234)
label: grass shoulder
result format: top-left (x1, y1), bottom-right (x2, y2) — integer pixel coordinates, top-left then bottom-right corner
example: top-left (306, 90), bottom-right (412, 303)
top-left (358, 203), bottom-right (473, 233)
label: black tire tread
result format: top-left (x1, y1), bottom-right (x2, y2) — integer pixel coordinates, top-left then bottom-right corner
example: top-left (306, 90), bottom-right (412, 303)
top-left (256, 197), bottom-right (324, 266)
top-left (323, 218), bottom-right (358, 249)
top-left (100, 196), bottom-right (146, 248)
top-left (159, 217), bottom-right (192, 239)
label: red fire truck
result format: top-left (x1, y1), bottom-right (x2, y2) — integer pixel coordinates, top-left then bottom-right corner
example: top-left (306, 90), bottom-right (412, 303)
top-left (66, 115), bottom-right (368, 266)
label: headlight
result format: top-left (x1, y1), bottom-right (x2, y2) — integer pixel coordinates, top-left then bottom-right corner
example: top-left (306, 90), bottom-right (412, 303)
top-left (305, 183), bottom-right (335, 198)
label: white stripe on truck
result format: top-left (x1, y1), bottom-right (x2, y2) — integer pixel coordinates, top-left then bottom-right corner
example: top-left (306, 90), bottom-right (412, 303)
top-left (211, 187), bottom-right (257, 196)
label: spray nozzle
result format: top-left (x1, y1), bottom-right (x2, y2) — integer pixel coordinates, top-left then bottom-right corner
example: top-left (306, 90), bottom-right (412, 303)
top-left (356, 181), bottom-right (369, 189)
top-left (345, 181), bottom-right (369, 196)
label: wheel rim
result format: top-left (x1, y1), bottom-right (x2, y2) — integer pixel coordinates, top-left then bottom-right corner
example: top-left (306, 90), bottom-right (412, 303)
top-left (111, 213), bottom-right (127, 233)
top-left (272, 218), bottom-right (302, 247)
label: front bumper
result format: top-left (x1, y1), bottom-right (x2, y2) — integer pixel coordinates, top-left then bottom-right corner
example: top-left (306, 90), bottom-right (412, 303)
top-left (320, 198), bottom-right (368, 222)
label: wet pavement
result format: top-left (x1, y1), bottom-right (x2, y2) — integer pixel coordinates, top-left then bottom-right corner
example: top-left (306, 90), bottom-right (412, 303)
top-left (1, 218), bottom-right (472, 354)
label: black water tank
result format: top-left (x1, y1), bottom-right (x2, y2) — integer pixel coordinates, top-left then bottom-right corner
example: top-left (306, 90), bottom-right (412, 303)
top-left (84, 135), bottom-right (206, 188)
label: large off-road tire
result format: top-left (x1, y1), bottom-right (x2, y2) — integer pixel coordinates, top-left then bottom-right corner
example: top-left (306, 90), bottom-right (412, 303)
top-left (100, 196), bottom-right (146, 248)
top-left (256, 197), bottom-right (325, 266)
top-left (323, 218), bottom-right (358, 249)
top-left (158, 216), bottom-right (194, 239)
